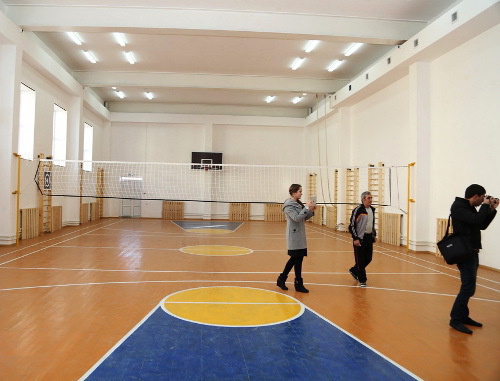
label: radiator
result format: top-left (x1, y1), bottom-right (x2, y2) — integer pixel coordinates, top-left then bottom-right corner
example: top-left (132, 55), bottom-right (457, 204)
top-left (90, 202), bottom-right (100, 221)
top-left (20, 207), bottom-right (39, 239)
top-left (310, 205), bottom-right (323, 226)
top-left (52, 206), bottom-right (63, 232)
top-left (265, 204), bottom-right (285, 222)
top-left (380, 212), bottom-right (401, 246)
top-left (229, 203), bottom-right (250, 221)
top-left (162, 201), bottom-right (184, 220)
top-left (325, 206), bottom-right (337, 229)
top-left (80, 203), bottom-right (89, 224)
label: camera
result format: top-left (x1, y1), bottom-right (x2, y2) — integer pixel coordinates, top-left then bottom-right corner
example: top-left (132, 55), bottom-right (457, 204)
top-left (485, 195), bottom-right (499, 207)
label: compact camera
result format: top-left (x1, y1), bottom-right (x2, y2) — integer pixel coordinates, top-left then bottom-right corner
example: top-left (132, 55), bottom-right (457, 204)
top-left (485, 195), bottom-right (499, 206)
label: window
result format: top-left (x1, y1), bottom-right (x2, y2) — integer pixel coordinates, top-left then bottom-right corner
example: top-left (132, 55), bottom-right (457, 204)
top-left (18, 84), bottom-right (36, 160)
top-left (52, 104), bottom-right (67, 166)
top-left (83, 122), bottom-right (94, 171)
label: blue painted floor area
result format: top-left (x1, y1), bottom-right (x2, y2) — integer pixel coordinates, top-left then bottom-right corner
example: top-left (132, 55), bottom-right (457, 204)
top-left (85, 308), bottom-right (416, 381)
top-left (173, 220), bottom-right (243, 231)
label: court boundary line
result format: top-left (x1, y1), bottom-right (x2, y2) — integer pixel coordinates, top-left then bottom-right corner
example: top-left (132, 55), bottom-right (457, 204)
top-left (0, 279), bottom-right (498, 303)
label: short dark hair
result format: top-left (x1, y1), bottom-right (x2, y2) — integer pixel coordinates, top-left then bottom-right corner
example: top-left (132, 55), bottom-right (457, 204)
top-left (465, 184), bottom-right (486, 199)
top-left (289, 184), bottom-right (302, 195)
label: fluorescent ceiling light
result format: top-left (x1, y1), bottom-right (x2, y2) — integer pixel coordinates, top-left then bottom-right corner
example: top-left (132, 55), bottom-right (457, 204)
top-left (114, 32), bottom-right (127, 47)
top-left (124, 51), bottom-right (136, 65)
top-left (67, 32), bottom-right (83, 45)
top-left (344, 43), bottom-right (363, 56)
top-left (145, 91), bottom-right (154, 100)
top-left (291, 57), bottom-right (305, 70)
top-left (83, 50), bottom-right (97, 64)
top-left (327, 60), bottom-right (343, 72)
top-left (304, 40), bottom-right (319, 53)
top-left (115, 90), bottom-right (125, 99)
top-left (265, 96), bottom-right (275, 103)
top-left (292, 96), bottom-right (303, 104)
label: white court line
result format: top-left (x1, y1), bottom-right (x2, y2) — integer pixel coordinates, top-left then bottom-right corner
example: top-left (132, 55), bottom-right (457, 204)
top-left (38, 245), bottom-right (354, 254)
top-left (308, 226), bottom-right (500, 291)
top-left (0, 266), bottom-right (440, 275)
top-left (0, 279), bottom-right (498, 303)
top-left (0, 219), bottom-right (125, 260)
top-left (0, 220), bottom-right (124, 266)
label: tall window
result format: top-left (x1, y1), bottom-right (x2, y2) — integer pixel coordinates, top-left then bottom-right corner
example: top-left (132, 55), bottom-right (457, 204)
top-left (83, 122), bottom-right (94, 171)
top-left (18, 84), bottom-right (36, 160)
top-left (52, 104), bottom-right (67, 166)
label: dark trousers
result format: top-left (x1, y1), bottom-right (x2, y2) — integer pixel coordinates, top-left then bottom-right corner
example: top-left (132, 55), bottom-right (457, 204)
top-left (282, 255), bottom-right (304, 279)
top-left (350, 234), bottom-right (374, 283)
top-left (450, 250), bottom-right (479, 323)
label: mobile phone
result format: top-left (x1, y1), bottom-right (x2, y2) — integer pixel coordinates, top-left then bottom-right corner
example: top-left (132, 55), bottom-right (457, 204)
top-left (310, 195), bottom-right (317, 205)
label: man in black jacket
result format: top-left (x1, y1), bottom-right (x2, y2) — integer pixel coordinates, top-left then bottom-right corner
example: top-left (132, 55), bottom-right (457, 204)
top-left (449, 184), bottom-right (498, 334)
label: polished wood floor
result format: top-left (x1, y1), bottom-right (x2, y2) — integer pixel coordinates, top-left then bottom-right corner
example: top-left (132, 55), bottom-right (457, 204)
top-left (0, 218), bottom-right (499, 380)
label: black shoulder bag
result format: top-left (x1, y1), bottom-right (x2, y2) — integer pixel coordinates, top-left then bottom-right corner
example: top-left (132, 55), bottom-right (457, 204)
top-left (437, 215), bottom-right (474, 265)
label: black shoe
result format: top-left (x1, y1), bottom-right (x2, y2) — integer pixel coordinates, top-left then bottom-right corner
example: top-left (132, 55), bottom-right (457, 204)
top-left (463, 317), bottom-right (483, 327)
top-left (277, 274), bottom-right (288, 290)
top-left (294, 278), bottom-right (309, 293)
top-left (349, 269), bottom-right (358, 281)
top-left (450, 322), bottom-right (473, 334)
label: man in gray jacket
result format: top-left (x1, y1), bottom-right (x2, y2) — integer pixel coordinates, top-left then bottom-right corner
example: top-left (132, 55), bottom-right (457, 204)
top-left (348, 191), bottom-right (376, 287)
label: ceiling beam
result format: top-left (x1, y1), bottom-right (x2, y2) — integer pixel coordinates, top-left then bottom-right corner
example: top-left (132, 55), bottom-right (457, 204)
top-left (74, 71), bottom-right (348, 94)
top-left (7, 5), bottom-right (424, 45)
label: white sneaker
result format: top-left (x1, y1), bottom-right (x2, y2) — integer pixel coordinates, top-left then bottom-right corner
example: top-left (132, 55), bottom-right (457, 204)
top-left (359, 282), bottom-right (367, 287)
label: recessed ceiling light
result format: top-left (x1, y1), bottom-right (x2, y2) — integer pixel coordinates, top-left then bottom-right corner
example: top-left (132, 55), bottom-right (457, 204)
top-left (66, 32), bottom-right (83, 45)
top-left (145, 91), bottom-right (154, 100)
top-left (304, 40), bottom-right (319, 53)
top-left (291, 57), bottom-right (305, 70)
top-left (114, 32), bottom-right (127, 47)
top-left (327, 60), bottom-right (343, 72)
top-left (83, 50), bottom-right (97, 64)
top-left (115, 90), bottom-right (125, 99)
top-left (265, 96), bottom-right (275, 103)
top-left (292, 96), bottom-right (303, 104)
top-left (344, 43), bottom-right (363, 56)
top-left (124, 51), bottom-right (136, 65)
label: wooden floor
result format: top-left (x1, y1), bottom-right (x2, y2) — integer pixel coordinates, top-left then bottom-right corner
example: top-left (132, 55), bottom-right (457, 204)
top-left (0, 218), bottom-right (499, 380)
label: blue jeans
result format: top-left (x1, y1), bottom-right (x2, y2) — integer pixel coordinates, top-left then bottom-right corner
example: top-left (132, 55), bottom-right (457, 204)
top-left (450, 250), bottom-right (479, 323)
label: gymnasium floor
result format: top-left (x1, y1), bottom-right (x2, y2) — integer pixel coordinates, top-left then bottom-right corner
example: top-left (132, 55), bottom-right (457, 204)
top-left (0, 218), bottom-right (499, 380)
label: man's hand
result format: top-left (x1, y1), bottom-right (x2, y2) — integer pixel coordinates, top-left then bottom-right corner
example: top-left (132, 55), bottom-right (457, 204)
top-left (353, 239), bottom-right (361, 247)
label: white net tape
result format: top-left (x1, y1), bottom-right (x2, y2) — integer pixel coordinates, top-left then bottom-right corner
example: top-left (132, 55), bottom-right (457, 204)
top-left (34, 159), bottom-right (407, 208)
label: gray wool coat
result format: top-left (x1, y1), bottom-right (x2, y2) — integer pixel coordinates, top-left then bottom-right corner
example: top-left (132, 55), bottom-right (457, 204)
top-left (283, 199), bottom-right (315, 250)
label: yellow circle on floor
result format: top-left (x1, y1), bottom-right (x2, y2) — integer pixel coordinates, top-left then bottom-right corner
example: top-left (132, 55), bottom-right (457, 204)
top-left (186, 228), bottom-right (233, 234)
top-left (181, 245), bottom-right (252, 256)
top-left (162, 286), bottom-right (303, 327)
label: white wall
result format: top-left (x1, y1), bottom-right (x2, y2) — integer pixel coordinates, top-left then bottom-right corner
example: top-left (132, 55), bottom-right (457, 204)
top-left (306, 24), bottom-right (499, 268)
top-left (429, 24), bottom-right (500, 269)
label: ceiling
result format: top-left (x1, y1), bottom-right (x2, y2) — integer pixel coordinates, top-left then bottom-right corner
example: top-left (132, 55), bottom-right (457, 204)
top-left (2, 0), bottom-right (460, 117)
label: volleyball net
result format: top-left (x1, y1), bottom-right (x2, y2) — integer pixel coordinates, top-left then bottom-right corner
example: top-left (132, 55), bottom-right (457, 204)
top-left (33, 159), bottom-right (409, 211)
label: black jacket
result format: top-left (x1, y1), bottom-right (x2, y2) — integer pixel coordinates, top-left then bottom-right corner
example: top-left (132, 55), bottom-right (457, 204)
top-left (450, 197), bottom-right (496, 249)
top-left (349, 204), bottom-right (376, 241)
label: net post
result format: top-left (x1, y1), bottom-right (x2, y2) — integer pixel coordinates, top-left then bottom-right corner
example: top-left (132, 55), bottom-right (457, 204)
top-left (406, 162), bottom-right (416, 251)
top-left (12, 153), bottom-right (21, 245)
